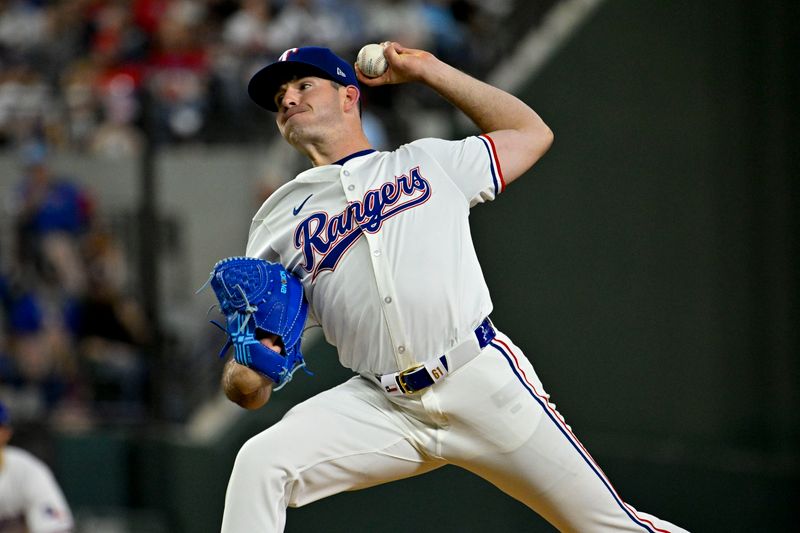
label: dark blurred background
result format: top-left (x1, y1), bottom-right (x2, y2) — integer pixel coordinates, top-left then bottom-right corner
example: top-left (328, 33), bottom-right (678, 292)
top-left (0, 0), bottom-right (796, 531)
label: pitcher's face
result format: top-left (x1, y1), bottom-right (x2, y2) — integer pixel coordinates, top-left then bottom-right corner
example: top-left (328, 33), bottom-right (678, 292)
top-left (275, 76), bottom-right (345, 146)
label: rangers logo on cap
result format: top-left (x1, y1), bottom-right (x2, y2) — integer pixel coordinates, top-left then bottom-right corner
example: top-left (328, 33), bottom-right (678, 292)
top-left (279, 48), bottom-right (299, 61)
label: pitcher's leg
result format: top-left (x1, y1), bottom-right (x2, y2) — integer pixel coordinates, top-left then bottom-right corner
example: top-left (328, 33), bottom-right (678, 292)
top-left (441, 333), bottom-right (689, 532)
top-left (220, 376), bottom-right (444, 532)
top-left (480, 337), bottom-right (688, 532)
top-left (461, 408), bottom-right (688, 532)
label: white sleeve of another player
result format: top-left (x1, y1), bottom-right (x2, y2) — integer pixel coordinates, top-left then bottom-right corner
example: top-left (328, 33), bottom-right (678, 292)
top-left (413, 136), bottom-right (505, 207)
top-left (24, 461), bottom-right (74, 533)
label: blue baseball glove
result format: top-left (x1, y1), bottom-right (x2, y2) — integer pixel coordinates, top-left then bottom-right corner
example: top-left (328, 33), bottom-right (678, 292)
top-left (205, 257), bottom-right (310, 390)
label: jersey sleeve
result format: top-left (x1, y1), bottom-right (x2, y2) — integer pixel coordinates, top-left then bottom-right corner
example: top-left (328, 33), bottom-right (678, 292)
top-left (246, 211), bottom-right (321, 329)
top-left (24, 463), bottom-right (74, 533)
top-left (414, 135), bottom-right (505, 207)
top-left (245, 180), bottom-right (297, 262)
top-left (246, 218), bottom-right (281, 262)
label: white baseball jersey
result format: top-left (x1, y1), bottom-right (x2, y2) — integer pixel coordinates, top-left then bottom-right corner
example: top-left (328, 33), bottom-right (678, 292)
top-left (246, 135), bottom-right (505, 375)
top-left (0, 446), bottom-right (74, 533)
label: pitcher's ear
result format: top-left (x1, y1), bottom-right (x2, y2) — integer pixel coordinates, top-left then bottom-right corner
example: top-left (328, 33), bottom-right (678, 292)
top-left (343, 84), bottom-right (361, 113)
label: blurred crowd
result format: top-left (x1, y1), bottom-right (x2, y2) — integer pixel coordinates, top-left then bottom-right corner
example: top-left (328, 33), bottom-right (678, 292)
top-left (0, 140), bottom-right (151, 431)
top-left (0, 0), bottom-right (518, 154)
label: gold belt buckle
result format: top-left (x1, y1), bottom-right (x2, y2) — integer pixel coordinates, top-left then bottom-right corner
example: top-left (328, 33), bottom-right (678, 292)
top-left (396, 364), bottom-right (424, 394)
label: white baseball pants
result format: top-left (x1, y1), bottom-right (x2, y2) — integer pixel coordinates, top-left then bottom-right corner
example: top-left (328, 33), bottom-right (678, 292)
top-left (221, 330), bottom-right (689, 532)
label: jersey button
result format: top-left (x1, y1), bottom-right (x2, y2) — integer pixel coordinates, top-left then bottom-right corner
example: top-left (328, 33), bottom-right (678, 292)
top-left (384, 296), bottom-right (392, 304)
top-left (373, 249), bottom-right (381, 257)
top-left (347, 184), bottom-right (355, 191)
top-left (343, 170), bottom-right (351, 176)
top-left (398, 345), bottom-right (406, 354)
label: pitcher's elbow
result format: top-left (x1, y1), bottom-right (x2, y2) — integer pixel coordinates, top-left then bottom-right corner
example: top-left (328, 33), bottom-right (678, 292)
top-left (540, 125), bottom-right (554, 153)
top-left (528, 125), bottom-right (554, 163)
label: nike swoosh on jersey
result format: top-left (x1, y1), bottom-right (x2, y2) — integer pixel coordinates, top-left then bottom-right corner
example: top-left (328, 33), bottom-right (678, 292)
top-left (292, 194), bottom-right (313, 216)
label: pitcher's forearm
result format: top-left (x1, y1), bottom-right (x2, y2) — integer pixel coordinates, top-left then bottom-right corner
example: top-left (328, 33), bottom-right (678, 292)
top-left (421, 58), bottom-right (549, 137)
top-left (223, 359), bottom-right (273, 409)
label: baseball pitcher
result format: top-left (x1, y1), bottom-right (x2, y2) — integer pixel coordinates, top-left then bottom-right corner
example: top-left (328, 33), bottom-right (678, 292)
top-left (207, 43), bottom-right (689, 532)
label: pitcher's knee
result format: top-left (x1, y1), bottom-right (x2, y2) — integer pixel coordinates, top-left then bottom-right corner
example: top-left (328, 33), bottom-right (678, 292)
top-left (229, 433), bottom-right (297, 499)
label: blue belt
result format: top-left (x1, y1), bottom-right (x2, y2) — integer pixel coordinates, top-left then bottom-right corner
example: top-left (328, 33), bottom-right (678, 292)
top-left (380, 317), bottom-right (496, 395)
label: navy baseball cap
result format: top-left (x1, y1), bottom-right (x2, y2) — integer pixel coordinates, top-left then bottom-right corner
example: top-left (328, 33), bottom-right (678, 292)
top-left (248, 46), bottom-right (359, 112)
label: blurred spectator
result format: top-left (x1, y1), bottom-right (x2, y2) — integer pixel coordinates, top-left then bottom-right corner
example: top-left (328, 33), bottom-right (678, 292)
top-left (266, 0), bottom-right (359, 53)
top-left (361, 0), bottom-right (432, 51)
top-left (60, 60), bottom-right (103, 152)
top-left (10, 141), bottom-right (93, 294)
top-left (143, 0), bottom-right (212, 143)
top-left (0, 65), bottom-right (54, 146)
top-left (89, 68), bottom-right (145, 157)
top-left (0, 0), bottom-right (49, 63)
top-left (131, 0), bottom-right (172, 36)
top-left (70, 227), bottom-right (150, 422)
top-left (213, 0), bottom-right (275, 127)
top-left (0, 399), bottom-right (75, 533)
top-left (222, 0), bottom-right (274, 55)
top-left (88, 0), bottom-right (149, 67)
top-left (419, 0), bottom-right (470, 69)
top-left (0, 272), bottom-right (80, 425)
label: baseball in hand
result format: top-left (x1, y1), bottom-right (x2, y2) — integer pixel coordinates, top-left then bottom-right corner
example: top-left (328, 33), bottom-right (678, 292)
top-left (356, 44), bottom-right (388, 78)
